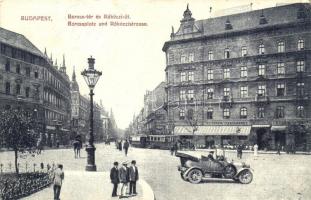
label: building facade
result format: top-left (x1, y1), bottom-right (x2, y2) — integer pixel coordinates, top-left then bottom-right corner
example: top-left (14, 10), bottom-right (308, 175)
top-left (144, 82), bottom-right (167, 135)
top-left (163, 3), bottom-right (311, 150)
top-left (0, 27), bottom-right (71, 147)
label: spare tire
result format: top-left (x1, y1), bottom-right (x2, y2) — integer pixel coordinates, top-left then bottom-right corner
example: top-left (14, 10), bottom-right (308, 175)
top-left (223, 165), bottom-right (236, 179)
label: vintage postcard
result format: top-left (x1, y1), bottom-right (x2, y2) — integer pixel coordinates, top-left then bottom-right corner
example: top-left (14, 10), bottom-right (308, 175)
top-left (0, 0), bottom-right (310, 199)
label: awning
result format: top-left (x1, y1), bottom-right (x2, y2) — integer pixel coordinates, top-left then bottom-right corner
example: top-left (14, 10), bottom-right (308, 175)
top-left (46, 125), bottom-right (56, 130)
top-left (252, 124), bottom-right (271, 128)
top-left (271, 126), bottom-right (287, 131)
top-left (174, 126), bottom-right (251, 136)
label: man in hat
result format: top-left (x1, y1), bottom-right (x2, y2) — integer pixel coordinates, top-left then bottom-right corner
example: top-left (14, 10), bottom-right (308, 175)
top-left (129, 160), bottom-right (139, 195)
top-left (119, 161), bottom-right (129, 198)
top-left (110, 162), bottom-right (119, 197)
top-left (207, 151), bottom-right (215, 161)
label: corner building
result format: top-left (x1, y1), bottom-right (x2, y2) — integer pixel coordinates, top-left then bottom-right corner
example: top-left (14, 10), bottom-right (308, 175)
top-left (163, 3), bottom-right (311, 151)
top-left (0, 27), bottom-right (71, 147)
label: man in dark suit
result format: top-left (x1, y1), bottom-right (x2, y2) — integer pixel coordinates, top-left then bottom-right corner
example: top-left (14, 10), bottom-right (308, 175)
top-left (129, 160), bottom-right (139, 195)
top-left (110, 162), bottom-right (119, 197)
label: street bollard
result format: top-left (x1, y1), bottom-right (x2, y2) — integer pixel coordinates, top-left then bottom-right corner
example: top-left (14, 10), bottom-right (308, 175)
top-left (33, 163), bottom-right (36, 172)
top-left (9, 162), bottom-right (12, 171)
top-left (17, 163), bottom-right (20, 173)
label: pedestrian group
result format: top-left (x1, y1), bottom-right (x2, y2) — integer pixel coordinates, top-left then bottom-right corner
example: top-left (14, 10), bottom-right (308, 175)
top-left (110, 160), bottom-right (139, 199)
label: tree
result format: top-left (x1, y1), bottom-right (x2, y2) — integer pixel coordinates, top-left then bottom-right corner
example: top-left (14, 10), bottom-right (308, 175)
top-left (0, 109), bottom-right (39, 174)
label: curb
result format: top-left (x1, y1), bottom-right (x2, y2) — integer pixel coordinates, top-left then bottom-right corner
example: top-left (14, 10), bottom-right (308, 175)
top-left (194, 148), bottom-right (311, 155)
top-left (139, 179), bottom-right (156, 200)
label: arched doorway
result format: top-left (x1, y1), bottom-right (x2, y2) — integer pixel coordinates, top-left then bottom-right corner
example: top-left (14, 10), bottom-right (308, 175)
top-left (256, 128), bottom-right (270, 150)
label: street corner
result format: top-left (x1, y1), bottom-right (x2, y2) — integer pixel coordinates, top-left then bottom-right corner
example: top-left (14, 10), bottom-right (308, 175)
top-left (137, 179), bottom-right (156, 200)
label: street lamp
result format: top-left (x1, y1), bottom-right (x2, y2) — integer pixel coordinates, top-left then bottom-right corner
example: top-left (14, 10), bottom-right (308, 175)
top-left (81, 56), bottom-right (102, 171)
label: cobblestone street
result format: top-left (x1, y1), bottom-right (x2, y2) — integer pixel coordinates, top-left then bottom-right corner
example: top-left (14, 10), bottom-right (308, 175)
top-left (1, 145), bottom-right (310, 200)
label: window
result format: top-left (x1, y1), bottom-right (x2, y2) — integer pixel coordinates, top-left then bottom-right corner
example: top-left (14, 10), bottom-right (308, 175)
top-left (224, 87), bottom-right (230, 97)
top-left (188, 90), bottom-right (194, 101)
top-left (187, 109), bottom-right (194, 120)
top-left (207, 88), bottom-right (214, 99)
top-left (181, 55), bottom-right (186, 63)
top-left (34, 71), bottom-right (39, 79)
top-left (207, 108), bottom-right (213, 119)
top-left (223, 108), bottom-right (230, 119)
top-left (16, 84), bottom-right (21, 95)
top-left (181, 72), bottom-right (186, 82)
top-left (240, 86), bottom-right (248, 98)
top-left (207, 69), bottom-right (213, 80)
top-left (5, 82), bottom-right (10, 95)
top-left (258, 85), bottom-right (266, 96)
top-left (240, 107), bottom-right (247, 119)
top-left (224, 68), bottom-right (230, 79)
top-left (25, 87), bottom-right (30, 98)
top-left (208, 51), bottom-right (213, 60)
top-left (297, 106), bottom-right (304, 117)
top-left (16, 64), bottom-right (21, 74)
top-left (188, 71), bottom-right (194, 82)
top-left (277, 62), bottom-right (285, 75)
top-left (224, 48), bottom-right (230, 59)
top-left (276, 83), bottom-right (285, 96)
top-left (259, 44), bottom-right (265, 54)
top-left (276, 106), bottom-right (285, 118)
top-left (5, 59), bottom-right (10, 71)
top-left (1, 44), bottom-right (5, 54)
top-left (277, 41), bottom-right (285, 53)
top-left (297, 60), bottom-right (305, 72)
top-left (298, 39), bottom-right (304, 50)
top-left (258, 64), bottom-right (265, 76)
top-left (297, 82), bottom-right (304, 96)
top-left (258, 107), bottom-right (265, 118)
top-left (179, 109), bottom-right (185, 120)
top-left (26, 67), bottom-right (31, 77)
top-left (240, 66), bottom-right (247, 78)
top-left (180, 90), bottom-right (186, 100)
top-left (241, 46), bottom-right (247, 56)
top-left (189, 53), bottom-right (194, 62)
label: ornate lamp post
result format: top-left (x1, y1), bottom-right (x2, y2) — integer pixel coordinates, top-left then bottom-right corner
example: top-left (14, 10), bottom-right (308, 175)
top-left (81, 56), bottom-right (102, 171)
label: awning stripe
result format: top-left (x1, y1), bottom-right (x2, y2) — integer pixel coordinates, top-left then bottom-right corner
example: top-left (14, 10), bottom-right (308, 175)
top-left (271, 126), bottom-right (287, 131)
top-left (174, 126), bottom-right (251, 136)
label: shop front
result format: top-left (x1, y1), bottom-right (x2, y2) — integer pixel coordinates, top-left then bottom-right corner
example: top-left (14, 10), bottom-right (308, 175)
top-left (174, 125), bottom-right (252, 149)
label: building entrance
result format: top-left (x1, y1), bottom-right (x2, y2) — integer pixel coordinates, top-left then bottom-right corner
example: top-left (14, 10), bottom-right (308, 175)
top-left (256, 128), bottom-right (270, 150)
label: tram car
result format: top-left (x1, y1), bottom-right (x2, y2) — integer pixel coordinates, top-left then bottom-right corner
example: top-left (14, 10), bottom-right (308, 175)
top-left (130, 135), bottom-right (147, 148)
top-left (146, 135), bottom-right (177, 150)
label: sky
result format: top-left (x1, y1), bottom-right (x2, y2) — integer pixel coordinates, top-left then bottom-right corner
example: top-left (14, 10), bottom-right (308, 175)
top-left (0, 0), bottom-right (308, 129)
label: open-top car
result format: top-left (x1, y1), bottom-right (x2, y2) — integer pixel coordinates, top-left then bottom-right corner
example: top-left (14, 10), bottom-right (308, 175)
top-left (175, 151), bottom-right (253, 184)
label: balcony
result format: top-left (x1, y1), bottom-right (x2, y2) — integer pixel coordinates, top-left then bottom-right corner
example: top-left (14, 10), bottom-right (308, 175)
top-left (220, 96), bottom-right (233, 108)
top-left (254, 95), bottom-right (270, 106)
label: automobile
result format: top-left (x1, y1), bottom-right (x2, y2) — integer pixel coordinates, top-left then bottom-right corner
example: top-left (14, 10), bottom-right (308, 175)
top-left (175, 151), bottom-right (253, 184)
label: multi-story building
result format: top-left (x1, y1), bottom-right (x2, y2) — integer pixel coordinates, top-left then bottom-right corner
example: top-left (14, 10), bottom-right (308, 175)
top-left (163, 3), bottom-right (311, 150)
top-left (71, 69), bottom-right (89, 142)
top-left (0, 27), bottom-right (71, 147)
top-left (144, 82), bottom-right (167, 135)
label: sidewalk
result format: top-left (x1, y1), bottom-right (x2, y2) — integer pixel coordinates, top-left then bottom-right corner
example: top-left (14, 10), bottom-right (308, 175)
top-left (195, 148), bottom-right (311, 155)
top-left (24, 171), bottom-right (155, 200)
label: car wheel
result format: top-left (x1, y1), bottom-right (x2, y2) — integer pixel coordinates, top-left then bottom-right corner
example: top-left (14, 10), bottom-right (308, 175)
top-left (187, 169), bottom-right (203, 184)
top-left (238, 170), bottom-right (253, 184)
top-left (223, 165), bottom-right (236, 179)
